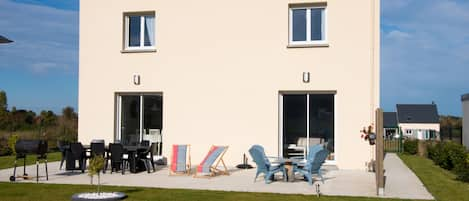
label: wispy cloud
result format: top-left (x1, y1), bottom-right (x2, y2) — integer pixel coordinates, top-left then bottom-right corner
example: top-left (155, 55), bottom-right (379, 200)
top-left (381, 0), bottom-right (469, 115)
top-left (0, 0), bottom-right (78, 74)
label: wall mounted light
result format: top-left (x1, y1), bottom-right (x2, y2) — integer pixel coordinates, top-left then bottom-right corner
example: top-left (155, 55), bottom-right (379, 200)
top-left (133, 74), bottom-right (140, 85)
top-left (303, 72), bottom-right (310, 83)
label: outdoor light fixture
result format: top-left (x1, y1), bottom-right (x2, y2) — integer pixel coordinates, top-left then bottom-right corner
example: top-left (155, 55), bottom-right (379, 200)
top-left (133, 74), bottom-right (140, 85)
top-left (303, 72), bottom-right (310, 83)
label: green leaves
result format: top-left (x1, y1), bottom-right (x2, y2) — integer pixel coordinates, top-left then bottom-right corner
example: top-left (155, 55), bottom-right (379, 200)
top-left (88, 155), bottom-right (105, 177)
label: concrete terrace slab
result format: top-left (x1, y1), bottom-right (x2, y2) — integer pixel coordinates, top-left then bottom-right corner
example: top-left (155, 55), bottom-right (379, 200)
top-left (0, 155), bottom-right (432, 200)
top-left (383, 153), bottom-right (434, 200)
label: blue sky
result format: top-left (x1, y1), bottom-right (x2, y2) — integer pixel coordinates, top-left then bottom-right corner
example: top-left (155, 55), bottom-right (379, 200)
top-left (0, 0), bottom-right (468, 116)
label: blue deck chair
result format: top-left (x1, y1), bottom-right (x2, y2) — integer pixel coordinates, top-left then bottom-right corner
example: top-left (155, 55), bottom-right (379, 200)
top-left (293, 148), bottom-right (329, 185)
top-left (295, 144), bottom-right (324, 167)
top-left (249, 145), bottom-right (287, 184)
top-left (251, 145), bottom-right (284, 164)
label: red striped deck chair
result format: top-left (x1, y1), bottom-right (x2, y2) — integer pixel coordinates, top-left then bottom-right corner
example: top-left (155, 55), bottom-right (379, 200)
top-left (169, 144), bottom-right (191, 175)
top-left (194, 145), bottom-right (229, 178)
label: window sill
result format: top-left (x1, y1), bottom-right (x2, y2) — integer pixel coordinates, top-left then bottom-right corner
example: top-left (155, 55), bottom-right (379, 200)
top-left (287, 43), bottom-right (329, 48)
top-left (121, 49), bottom-right (157, 53)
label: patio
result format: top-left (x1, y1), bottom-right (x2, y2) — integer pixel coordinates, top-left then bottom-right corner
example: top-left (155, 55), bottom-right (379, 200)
top-left (0, 153), bottom-right (433, 200)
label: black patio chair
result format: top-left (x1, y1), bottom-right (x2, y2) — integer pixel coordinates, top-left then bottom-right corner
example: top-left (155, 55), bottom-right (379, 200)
top-left (138, 143), bottom-right (155, 173)
top-left (90, 142), bottom-right (107, 173)
top-left (109, 143), bottom-right (129, 174)
top-left (68, 142), bottom-right (87, 173)
top-left (57, 140), bottom-right (69, 170)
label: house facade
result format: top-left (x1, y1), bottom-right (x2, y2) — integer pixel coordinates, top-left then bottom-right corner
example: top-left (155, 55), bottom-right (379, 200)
top-left (396, 104), bottom-right (440, 140)
top-left (78, 0), bottom-right (380, 170)
top-left (462, 94), bottom-right (469, 150)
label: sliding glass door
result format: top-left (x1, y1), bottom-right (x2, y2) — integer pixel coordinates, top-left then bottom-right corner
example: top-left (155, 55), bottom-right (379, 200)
top-left (282, 93), bottom-right (334, 160)
top-left (120, 95), bottom-right (141, 145)
top-left (117, 94), bottom-right (163, 149)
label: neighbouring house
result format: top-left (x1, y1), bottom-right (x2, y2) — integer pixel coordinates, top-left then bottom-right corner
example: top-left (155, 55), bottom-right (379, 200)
top-left (396, 104), bottom-right (440, 140)
top-left (462, 94), bottom-right (469, 150)
top-left (383, 112), bottom-right (399, 139)
top-left (78, 0), bottom-right (380, 170)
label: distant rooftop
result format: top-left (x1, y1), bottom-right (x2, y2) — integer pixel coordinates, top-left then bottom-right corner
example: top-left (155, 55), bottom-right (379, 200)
top-left (396, 104), bottom-right (439, 124)
top-left (383, 112), bottom-right (398, 128)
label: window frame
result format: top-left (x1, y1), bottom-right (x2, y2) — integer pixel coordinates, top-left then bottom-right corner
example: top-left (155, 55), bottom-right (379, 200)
top-left (289, 5), bottom-right (327, 47)
top-left (123, 12), bottom-right (156, 52)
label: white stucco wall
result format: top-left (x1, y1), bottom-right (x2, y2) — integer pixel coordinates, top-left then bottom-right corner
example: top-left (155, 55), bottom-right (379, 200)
top-left (79, 0), bottom-right (380, 169)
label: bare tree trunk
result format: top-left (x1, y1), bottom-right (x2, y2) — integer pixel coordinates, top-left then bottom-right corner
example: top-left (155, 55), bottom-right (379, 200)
top-left (97, 173), bottom-right (101, 196)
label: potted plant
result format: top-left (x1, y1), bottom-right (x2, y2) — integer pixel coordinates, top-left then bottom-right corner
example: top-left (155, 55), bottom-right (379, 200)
top-left (360, 124), bottom-right (376, 145)
top-left (71, 155), bottom-right (127, 201)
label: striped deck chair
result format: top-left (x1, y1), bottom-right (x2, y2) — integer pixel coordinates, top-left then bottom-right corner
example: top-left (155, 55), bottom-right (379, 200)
top-left (194, 145), bottom-right (229, 178)
top-left (169, 145), bottom-right (191, 175)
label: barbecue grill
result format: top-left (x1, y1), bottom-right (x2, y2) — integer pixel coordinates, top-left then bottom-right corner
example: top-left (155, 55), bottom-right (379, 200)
top-left (9, 140), bottom-right (48, 182)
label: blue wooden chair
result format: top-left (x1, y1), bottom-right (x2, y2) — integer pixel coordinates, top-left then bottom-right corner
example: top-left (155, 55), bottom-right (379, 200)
top-left (293, 148), bottom-right (329, 185)
top-left (294, 144), bottom-right (324, 167)
top-left (249, 145), bottom-right (287, 184)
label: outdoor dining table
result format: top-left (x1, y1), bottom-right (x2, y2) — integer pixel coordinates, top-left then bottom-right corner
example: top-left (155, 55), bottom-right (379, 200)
top-left (123, 145), bottom-right (149, 173)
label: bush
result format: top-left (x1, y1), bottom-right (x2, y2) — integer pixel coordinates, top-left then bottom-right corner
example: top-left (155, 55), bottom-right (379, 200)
top-left (427, 141), bottom-right (467, 171)
top-left (404, 140), bottom-right (418, 155)
top-left (0, 146), bottom-right (12, 156)
top-left (7, 134), bottom-right (18, 155)
top-left (456, 165), bottom-right (469, 182)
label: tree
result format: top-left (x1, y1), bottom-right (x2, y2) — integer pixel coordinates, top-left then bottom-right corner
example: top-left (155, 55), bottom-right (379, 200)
top-left (0, 90), bottom-right (7, 112)
top-left (0, 90), bottom-right (8, 129)
top-left (62, 106), bottom-right (77, 121)
top-left (38, 110), bottom-right (57, 128)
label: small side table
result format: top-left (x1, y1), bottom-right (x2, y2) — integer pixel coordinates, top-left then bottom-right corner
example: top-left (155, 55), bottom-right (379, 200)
top-left (284, 160), bottom-right (295, 182)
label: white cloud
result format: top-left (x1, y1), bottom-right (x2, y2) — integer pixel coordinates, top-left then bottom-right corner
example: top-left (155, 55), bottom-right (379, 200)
top-left (0, 0), bottom-right (78, 74)
top-left (386, 30), bottom-right (412, 40)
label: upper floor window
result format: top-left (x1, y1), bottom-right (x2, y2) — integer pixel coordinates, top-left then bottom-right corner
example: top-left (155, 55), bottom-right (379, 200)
top-left (289, 6), bottom-right (326, 46)
top-left (124, 12), bottom-right (155, 51)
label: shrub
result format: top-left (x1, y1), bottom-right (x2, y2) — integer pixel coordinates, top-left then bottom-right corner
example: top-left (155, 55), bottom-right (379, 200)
top-left (0, 146), bottom-right (12, 156)
top-left (427, 141), bottom-right (467, 171)
top-left (445, 142), bottom-right (467, 170)
top-left (456, 165), bottom-right (469, 183)
top-left (404, 140), bottom-right (418, 155)
top-left (427, 141), bottom-right (439, 159)
top-left (7, 134), bottom-right (19, 155)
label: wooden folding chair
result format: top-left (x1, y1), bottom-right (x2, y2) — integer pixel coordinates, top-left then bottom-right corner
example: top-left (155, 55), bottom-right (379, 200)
top-left (194, 145), bottom-right (229, 178)
top-left (169, 144), bottom-right (191, 175)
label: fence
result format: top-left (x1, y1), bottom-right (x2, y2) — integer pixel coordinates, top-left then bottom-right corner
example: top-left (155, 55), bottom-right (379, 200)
top-left (384, 128), bottom-right (403, 153)
top-left (440, 126), bottom-right (463, 144)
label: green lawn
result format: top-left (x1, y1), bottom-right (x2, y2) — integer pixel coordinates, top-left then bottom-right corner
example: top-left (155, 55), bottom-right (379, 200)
top-left (0, 182), bottom-right (413, 201)
top-left (0, 152), bottom-right (61, 169)
top-left (399, 154), bottom-right (469, 201)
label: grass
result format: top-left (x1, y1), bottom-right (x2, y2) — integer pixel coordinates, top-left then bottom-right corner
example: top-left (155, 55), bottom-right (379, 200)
top-left (0, 152), bottom-right (61, 169)
top-left (0, 182), bottom-right (414, 201)
top-left (399, 154), bottom-right (469, 201)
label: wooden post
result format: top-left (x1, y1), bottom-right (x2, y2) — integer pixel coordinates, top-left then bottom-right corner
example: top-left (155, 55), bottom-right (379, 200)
top-left (375, 108), bottom-right (385, 196)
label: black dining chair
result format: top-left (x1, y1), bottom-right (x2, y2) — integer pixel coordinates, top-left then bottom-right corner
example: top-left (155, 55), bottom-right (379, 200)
top-left (138, 143), bottom-right (155, 173)
top-left (69, 142), bottom-right (87, 173)
top-left (109, 143), bottom-right (129, 174)
top-left (90, 142), bottom-right (106, 173)
top-left (57, 140), bottom-right (69, 170)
